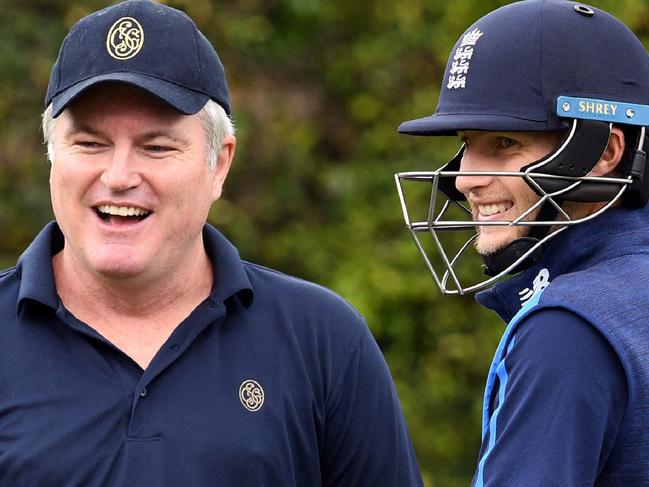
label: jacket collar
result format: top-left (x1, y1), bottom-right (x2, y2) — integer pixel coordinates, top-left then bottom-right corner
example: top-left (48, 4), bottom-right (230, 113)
top-left (476, 205), bottom-right (649, 323)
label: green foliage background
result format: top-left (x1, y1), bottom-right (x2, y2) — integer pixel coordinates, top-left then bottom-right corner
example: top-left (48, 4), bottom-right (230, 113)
top-left (1, 0), bottom-right (648, 484)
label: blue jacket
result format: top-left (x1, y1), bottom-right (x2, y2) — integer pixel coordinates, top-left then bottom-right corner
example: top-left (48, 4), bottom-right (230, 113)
top-left (473, 205), bottom-right (649, 486)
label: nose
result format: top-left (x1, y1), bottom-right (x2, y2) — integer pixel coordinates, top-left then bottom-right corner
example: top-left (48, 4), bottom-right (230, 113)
top-left (454, 146), bottom-right (495, 195)
top-left (100, 147), bottom-right (142, 191)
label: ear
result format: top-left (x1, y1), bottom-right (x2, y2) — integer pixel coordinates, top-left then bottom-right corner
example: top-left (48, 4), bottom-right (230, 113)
top-left (211, 134), bottom-right (236, 201)
top-left (592, 126), bottom-right (625, 176)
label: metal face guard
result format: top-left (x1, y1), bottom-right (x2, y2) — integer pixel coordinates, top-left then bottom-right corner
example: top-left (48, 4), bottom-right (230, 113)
top-left (394, 124), bottom-right (632, 295)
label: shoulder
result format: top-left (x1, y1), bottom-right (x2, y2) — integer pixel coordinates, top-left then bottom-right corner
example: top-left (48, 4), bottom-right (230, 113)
top-left (0, 266), bottom-right (20, 308)
top-left (239, 261), bottom-right (371, 365)
top-left (545, 253), bottom-right (649, 300)
top-left (237, 262), bottom-right (390, 412)
top-left (512, 308), bottom-right (625, 378)
top-left (0, 265), bottom-right (17, 281)
top-left (242, 260), bottom-right (364, 322)
top-left (506, 308), bottom-right (628, 420)
top-left (536, 258), bottom-right (649, 351)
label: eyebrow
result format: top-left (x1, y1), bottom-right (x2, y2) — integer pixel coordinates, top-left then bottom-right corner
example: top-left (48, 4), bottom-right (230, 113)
top-left (65, 121), bottom-right (102, 137)
top-left (139, 131), bottom-right (187, 144)
top-left (64, 122), bottom-right (186, 144)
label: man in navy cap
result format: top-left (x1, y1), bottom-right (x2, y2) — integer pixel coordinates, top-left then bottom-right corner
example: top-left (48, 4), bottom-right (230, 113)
top-left (0, 1), bottom-right (423, 485)
top-left (396, 0), bottom-right (649, 485)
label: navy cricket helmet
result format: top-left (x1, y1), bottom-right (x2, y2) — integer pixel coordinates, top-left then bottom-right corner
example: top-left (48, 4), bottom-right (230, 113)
top-left (395, 0), bottom-right (649, 295)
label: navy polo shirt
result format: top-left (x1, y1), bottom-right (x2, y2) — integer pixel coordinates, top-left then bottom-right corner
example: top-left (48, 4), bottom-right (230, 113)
top-left (0, 222), bottom-right (422, 486)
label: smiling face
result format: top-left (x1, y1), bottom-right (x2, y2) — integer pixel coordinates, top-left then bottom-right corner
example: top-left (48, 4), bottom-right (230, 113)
top-left (454, 130), bottom-right (563, 255)
top-left (49, 84), bottom-right (234, 285)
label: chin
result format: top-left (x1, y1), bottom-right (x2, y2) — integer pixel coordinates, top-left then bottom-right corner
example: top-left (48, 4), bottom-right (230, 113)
top-left (87, 253), bottom-right (149, 280)
top-left (474, 231), bottom-right (517, 256)
top-left (98, 266), bottom-right (146, 280)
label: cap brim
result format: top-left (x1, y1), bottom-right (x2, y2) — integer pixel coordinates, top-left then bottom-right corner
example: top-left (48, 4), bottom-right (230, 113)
top-left (398, 113), bottom-right (552, 136)
top-left (49, 73), bottom-right (210, 117)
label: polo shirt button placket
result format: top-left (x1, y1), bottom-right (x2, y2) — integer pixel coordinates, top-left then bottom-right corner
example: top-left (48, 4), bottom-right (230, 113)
top-left (140, 387), bottom-right (148, 398)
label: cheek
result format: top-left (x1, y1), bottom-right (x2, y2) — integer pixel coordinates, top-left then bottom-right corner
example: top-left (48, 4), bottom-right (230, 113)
top-left (162, 171), bottom-right (215, 214)
top-left (49, 164), bottom-right (68, 210)
top-left (520, 183), bottom-right (541, 208)
top-left (50, 161), bottom-right (102, 215)
top-left (49, 165), bottom-right (79, 234)
top-left (507, 175), bottom-right (538, 204)
top-left (50, 163), bottom-right (79, 197)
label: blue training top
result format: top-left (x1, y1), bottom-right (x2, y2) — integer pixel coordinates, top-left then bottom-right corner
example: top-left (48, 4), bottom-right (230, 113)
top-left (472, 204), bottom-right (649, 486)
top-left (0, 222), bottom-right (423, 486)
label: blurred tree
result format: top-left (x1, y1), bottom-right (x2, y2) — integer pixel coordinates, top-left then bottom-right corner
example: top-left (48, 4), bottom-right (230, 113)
top-left (1, 0), bottom-right (647, 485)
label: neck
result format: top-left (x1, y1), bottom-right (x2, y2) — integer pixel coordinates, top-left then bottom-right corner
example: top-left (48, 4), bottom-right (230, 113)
top-left (52, 244), bottom-right (214, 322)
top-left (52, 240), bottom-right (214, 369)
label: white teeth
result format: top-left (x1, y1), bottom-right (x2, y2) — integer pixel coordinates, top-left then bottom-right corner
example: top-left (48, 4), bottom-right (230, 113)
top-left (96, 205), bottom-right (150, 217)
top-left (478, 203), bottom-right (511, 216)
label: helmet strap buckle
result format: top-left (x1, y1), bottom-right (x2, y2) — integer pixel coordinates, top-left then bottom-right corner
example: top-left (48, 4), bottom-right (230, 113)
top-left (626, 131), bottom-right (649, 206)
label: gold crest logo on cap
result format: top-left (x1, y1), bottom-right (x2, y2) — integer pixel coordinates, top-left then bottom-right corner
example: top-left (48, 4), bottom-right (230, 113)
top-left (106, 17), bottom-right (144, 60)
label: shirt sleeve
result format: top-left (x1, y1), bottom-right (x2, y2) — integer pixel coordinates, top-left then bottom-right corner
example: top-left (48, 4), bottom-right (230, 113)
top-left (320, 321), bottom-right (423, 486)
top-left (473, 308), bottom-right (628, 487)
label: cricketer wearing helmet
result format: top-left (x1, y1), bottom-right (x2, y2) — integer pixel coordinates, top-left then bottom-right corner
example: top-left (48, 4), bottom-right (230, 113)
top-left (396, 1), bottom-right (649, 485)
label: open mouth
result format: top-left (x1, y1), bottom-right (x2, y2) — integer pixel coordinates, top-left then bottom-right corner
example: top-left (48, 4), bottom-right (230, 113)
top-left (94, 205), bottom-right (152, 224)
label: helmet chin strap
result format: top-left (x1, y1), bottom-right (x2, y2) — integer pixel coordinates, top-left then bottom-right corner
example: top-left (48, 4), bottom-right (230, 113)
top-left (481, 238), bottom-right (545, 277)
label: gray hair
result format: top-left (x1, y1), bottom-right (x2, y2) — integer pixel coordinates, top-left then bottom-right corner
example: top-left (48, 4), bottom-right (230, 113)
top-left (42, 98), bottom-right (234, 172)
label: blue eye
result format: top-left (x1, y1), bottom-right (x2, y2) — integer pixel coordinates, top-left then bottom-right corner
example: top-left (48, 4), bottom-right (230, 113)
top-left (499, 138), bottom-right (517, 149)
top-left (145, 145), bottom-right (173, 153)
top-left (76, 141), bottom-right (104, 149)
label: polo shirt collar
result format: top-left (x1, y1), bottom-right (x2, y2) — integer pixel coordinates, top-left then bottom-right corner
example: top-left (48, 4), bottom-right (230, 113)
top-left (17, 221), bottom-right (254, 312)
top-left (17, 221), bottom-right (62, 311)
top-left (202, 223), bottom-right (254, 308)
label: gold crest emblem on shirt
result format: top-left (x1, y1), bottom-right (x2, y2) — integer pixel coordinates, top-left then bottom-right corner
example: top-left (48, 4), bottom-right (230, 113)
top-left (106, 17), bottom-right (144, 60)
top-left (239, 380), bottom-right (265, 412)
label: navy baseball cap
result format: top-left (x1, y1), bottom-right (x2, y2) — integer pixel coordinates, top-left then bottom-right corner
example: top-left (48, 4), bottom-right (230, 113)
top-left (399, 0), bottom-right (649, 135)
top-left (45, 0), bottom-right (230, 117)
